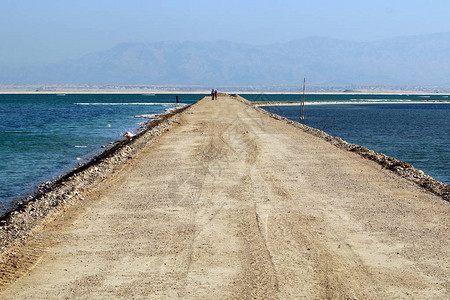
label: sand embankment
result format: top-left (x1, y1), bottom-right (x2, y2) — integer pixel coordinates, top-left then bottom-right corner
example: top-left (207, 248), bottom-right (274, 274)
top-left (0, 95), bottom-right (449, 299)
top-left (253, 101), bottom-right (450, 105)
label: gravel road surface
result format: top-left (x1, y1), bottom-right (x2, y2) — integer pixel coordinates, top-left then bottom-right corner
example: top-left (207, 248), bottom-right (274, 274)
top-left (1, 95), bottom-right (448, 299)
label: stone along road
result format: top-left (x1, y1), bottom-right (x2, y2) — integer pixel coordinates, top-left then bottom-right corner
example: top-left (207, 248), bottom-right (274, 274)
top-left (1, 95), bottom-right (449, 299)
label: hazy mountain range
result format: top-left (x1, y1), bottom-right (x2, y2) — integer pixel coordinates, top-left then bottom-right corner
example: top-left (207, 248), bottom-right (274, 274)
top-left (2, 33), bottom-right (450, 86)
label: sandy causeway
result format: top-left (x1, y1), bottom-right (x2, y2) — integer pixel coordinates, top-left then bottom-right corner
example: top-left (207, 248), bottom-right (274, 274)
top-left (0, 95), bottom-right (449, 299)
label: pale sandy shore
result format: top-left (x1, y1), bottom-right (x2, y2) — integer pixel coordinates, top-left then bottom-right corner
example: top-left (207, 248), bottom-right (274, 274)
top-left (2, 91), bottom-right (450, 95)
top-left (1, 87), bottom-right (450, 95)
top-left (0, 90), bottom-right (209, 94)
top-left (254, 100), bottom-right (450, 106)
top-left (0, 95), bottom-right (448, 299)
top-left (238, 92), bottom-right (450, 95)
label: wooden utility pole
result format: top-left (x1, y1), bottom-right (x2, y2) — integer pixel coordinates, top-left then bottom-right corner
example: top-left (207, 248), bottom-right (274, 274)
top-left (300, 78), bottom-right (306, 121)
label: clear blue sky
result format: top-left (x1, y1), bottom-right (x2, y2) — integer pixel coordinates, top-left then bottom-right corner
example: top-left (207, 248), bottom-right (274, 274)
top-left (1, 0), bottom-right (449, 66)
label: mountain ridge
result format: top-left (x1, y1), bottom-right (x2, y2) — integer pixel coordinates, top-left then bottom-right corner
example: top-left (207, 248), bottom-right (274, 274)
top-left (2, 33), bottom-right (450, 86)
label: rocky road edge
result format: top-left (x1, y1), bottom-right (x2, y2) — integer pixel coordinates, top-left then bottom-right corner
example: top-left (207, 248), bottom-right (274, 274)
top-left (233, 94), bottom-right (450, 202)
top-left (0, 102), bottom-right (194, 259)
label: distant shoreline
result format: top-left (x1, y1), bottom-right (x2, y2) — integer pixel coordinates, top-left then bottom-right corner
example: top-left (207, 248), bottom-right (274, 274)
top-left (2, 84), bottom-right (450, 95)
top-left (1, 90), bottom-right (450, 96)
top-left (0, 91), bottom-right (209, 95)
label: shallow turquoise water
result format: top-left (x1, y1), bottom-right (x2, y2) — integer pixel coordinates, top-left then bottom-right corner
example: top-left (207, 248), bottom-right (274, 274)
top-left (0, 94), bottom-right (204, 212)
top-left (261, 102), bottom-right (449, 185)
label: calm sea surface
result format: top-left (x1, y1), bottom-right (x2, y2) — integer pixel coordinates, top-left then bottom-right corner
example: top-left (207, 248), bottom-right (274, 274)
top-left (255, 94), bottom-right (449, 185)
top-left (0, 94), bottom-right (204, 213)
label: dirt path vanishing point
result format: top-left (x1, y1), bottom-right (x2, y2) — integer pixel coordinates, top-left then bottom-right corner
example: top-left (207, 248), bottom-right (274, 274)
top-left (1, 95), bottom-right (449, 299)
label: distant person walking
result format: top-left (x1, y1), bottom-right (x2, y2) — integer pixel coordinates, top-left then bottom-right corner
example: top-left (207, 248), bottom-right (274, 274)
top-left (214, 90), bottom-right (218, 100)
top-left (211, 89), bottom-right (215, 100)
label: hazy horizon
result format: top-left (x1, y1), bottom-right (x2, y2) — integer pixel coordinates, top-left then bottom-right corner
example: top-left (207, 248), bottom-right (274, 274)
top-left (5, 32), bottom-right (450, 67)
top-left (2, 0), bottom-right (450, 67)
top-left (1, 33), bottom-right (450, 86)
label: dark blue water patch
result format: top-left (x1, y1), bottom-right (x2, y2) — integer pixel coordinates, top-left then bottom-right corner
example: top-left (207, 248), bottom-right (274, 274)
top-left (262, 103), bottom-right (450, 184)
top-left (0, 94), bottom-right (205, 213)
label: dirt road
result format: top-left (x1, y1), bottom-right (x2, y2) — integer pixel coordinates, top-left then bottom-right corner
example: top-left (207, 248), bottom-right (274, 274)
top-left (1, 95), bottom-right (449, 299)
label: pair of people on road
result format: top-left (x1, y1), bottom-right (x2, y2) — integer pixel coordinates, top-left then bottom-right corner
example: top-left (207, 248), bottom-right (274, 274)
top-left (211, 89), bottom-right (218, 100)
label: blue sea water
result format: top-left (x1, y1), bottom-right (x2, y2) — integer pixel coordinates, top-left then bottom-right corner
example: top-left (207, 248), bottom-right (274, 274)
top-left (0, 93), bottom-right (204, 213)
top-left (260, 100), bottom-right (449, 185)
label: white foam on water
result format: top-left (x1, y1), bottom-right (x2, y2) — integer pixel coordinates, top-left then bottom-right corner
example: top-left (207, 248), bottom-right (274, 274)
top-left (134, 114), bottom-right (158, 119)
top-left (349, 99), bottom-right (412, 102)
top-left (74, 103), bottom-right (180, 106)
